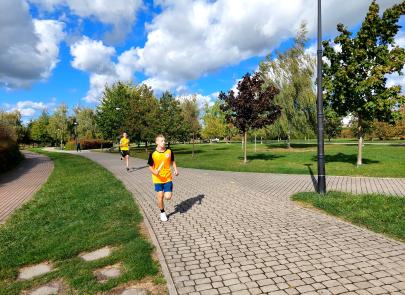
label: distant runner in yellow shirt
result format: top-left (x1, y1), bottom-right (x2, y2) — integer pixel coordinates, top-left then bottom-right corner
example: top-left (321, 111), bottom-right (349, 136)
top-left (148, 134), bottom-right (179, 221)
top-left (119, 132), bottom-right (130, 171)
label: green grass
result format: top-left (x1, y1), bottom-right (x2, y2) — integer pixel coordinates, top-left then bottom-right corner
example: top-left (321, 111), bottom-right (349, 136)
top-left (0, 151), bottom-right (162, 295)
top-left (292, 191), bottom-right (405, 242)
top-left (128, 142), bottom-right (405, 178)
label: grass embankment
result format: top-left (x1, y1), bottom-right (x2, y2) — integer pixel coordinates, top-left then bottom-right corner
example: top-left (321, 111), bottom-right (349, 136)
top-left (292, 191), bottom-right (405, 242)
top-left (0, 151), bottom-right (164, 294)
top-left (129, 142), bottom-right (405, 178)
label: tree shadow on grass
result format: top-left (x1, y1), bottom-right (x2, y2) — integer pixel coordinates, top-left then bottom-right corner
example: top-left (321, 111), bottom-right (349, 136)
top-left (172, 149), bottom-right (206, 155)
top-left (311, 153), bottom-right (379, 165)
top-left (265, 143), bottom-right (318, 149)
top-left (167, 194), bottom-right (205, 218)
top-left (238, 153), bottom-right (285, 161)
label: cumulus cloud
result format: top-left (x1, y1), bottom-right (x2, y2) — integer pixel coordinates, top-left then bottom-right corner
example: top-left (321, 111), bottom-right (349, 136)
top-left (132, 0), bottom-right (402, 92)
top-left (0, 0), bottom-right (65, 89)
top-left (70, 37), bottom-right (139, 102)
top-left (29, 0), bottom-right (143, 43)
top-left (5, 99), bottom-right (55, 118)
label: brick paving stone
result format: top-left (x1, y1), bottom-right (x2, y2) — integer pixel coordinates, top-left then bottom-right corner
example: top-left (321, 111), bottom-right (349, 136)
top-left (0, 152), bottom-right (53, 223)
top-left (79, 152), bottom-right (405, 295)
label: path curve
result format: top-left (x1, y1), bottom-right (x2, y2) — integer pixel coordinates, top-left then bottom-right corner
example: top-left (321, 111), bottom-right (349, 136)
top-left (0, 151), bottom-right (54, 223)
top-left (80, 151), bottom-right (405, 295)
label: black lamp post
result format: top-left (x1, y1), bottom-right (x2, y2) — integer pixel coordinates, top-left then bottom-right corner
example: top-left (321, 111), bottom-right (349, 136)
top-left (74, 122), bottom-right (78, 146)
top-left (317, 0), bottom-right (326, 194)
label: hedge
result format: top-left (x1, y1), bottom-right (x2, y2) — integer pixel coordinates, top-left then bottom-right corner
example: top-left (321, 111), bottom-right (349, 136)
top-left (65, 139), bottom-right (113, 150)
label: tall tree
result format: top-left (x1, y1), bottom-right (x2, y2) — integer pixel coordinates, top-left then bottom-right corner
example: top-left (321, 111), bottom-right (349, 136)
top-left (48, 104), bottom-right (69, 148)
top-left (180, 95), bottom-right (201, 157)
top-left (219, 72), bottom-right (281, 163)
top-left (158, 91), bottom-right (184, 146)
top-left (74, 107), bottom-right (98, 139)
top-left (324, 108), bottom-right (343, 142)
top-left (201, 101), bottom-right (227, 141)
top-left (31, 110), bottom-right (51, 144)
top-left (323, 0), bottom-right (405, 165)
top-left (260, 24), bottom-right (317, 148)
top-left (0, 110), bottom-right (24, 143)
top-left (96, 82), bottom-right (131, 141)
top-left (126, 84), bottom-right (159, 148)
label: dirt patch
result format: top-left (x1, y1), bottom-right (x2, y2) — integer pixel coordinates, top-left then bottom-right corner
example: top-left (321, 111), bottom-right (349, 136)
top-left (106, 277), bottom-right (168, 295)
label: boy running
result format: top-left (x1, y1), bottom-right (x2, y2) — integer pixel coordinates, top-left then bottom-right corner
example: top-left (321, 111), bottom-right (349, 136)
top-left (148, 134), bottom-right (179, 221)
top-left (119, 132), bottom-right (130, 171)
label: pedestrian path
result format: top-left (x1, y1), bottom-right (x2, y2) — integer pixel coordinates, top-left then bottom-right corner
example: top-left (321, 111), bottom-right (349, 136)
top-left (80, 151), bottom-right (405, 295)
top-left (0, 151), bottom-right (53, 223)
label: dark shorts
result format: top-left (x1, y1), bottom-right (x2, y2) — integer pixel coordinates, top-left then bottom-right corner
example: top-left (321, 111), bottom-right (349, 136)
top-left (154, 181), bottom-right (173, 193)
top-left (121, 150), bottom-right (129, 157)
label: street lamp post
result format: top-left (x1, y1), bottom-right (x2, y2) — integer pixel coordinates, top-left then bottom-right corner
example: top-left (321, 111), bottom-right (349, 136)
top-left (74, 122), bottom-right (78, 146)
top-left (317, 0), bottom-right (326, 194)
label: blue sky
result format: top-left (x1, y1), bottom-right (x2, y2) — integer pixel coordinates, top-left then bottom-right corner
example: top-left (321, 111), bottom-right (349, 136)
top-left (1, 0), bottom-right (404, 123)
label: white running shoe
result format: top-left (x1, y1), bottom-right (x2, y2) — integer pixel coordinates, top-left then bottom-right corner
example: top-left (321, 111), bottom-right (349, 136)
top-left (160, 212), bottom-right (168, 222)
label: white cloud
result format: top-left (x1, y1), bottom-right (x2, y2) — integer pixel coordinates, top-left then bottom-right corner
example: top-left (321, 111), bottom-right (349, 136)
top-left (176, 92), bottom-right (218, 112)
top-left (70, 37), bottom-right (116, 74)
top-left (0, 0), bottom-right (65, 89)
top-left (70, 38), bottom-right (139, 102)
top-left (29, 0), bottom-right (143, 43)
top-left (5, 99), bottom-right (55, 118)
top-left (130, 0), bottom-right (401, 92)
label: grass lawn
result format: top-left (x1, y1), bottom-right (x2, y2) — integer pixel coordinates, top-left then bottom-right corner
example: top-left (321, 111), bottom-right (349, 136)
top-left (292, 191), bottom-right (405, 242)
top-left (128, 142), bottom-right (405, 178)
top-left (0, 151), bottom-right (164, 295)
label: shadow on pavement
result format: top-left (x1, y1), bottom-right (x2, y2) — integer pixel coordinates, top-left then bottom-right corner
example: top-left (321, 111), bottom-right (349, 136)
top-left (167, 194), bottom-right (205, 218)
top-left (128, 166), bottom-right (149, 172)
top-left (304, 163), bottom-right (318, 192)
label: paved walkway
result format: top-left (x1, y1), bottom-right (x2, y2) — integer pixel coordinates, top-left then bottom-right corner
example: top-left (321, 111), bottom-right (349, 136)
top-left (78, 151), bottom-right (405, 295)
top-left (0, 151), bottom-right (53, 223)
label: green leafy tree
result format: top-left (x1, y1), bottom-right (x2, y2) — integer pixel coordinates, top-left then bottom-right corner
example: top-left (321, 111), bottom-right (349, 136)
top-left (126, 84), bottom-right (159, 149)
top-left (260, 24), bottom-right (317, 147)
top-left (48, 104), bottom-right (69, 148)
top-left (323, 0), bottom-right (405, 165)
top-left (324, 108), bottom-right (343, 142)
top-left (96, 82), bottom-right (131, 141)
top-left (31, 110), bottom-right (51, 144)
top-left (201, 101), bottom-right (227, 141)
top-left (180, 95), bottom-right (201, 157)
top-left (74, 107), bottom-right (98, 139)
top-left (0, 110), bottom-right (25, 143)
top-left (158, 91), bottom-right (184, 146)
top-left (219, 72), bottom-right (281, 163)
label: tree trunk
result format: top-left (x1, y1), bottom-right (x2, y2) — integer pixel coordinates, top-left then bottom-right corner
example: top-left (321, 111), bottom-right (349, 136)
top-left (192, 133), bottom-right (195, 158)
top-left (261, 137), bottom-right (263, 144)
top-left (145, 141), bottom-right (148, 152)
top-left (244, 131), bottom-right (247, 164)
top-left (357, 119), bottom-right (363, 166)
top-left (287, 133), bottom-right (291, 149)
top-left (254, 134), bottom-right (257, 153)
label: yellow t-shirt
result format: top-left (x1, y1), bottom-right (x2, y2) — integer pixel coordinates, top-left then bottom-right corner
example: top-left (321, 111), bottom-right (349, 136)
top-left (148, 149), bottom-right (174, 184)
top-left (120, 137), bottom-right (129, 151)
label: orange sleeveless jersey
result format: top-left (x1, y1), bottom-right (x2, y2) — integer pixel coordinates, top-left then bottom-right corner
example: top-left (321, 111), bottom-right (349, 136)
top-left (148, 149), bottom-right (174, 184)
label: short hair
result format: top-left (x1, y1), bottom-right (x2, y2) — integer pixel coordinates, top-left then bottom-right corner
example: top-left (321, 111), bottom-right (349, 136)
top-left (155, 134), bottom-right (165, 141)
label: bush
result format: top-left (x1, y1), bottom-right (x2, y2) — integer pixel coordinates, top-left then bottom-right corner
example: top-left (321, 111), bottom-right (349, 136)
top-left (0, 124), bottom-right (24, 173)
top-left (65, 139), bottom-right (113, 150)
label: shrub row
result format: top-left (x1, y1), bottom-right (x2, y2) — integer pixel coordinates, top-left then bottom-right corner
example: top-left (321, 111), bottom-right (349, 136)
top-left (65, 139), bottom-right (113, 150)
top-left (0, 125), bottom-right (23, 173)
